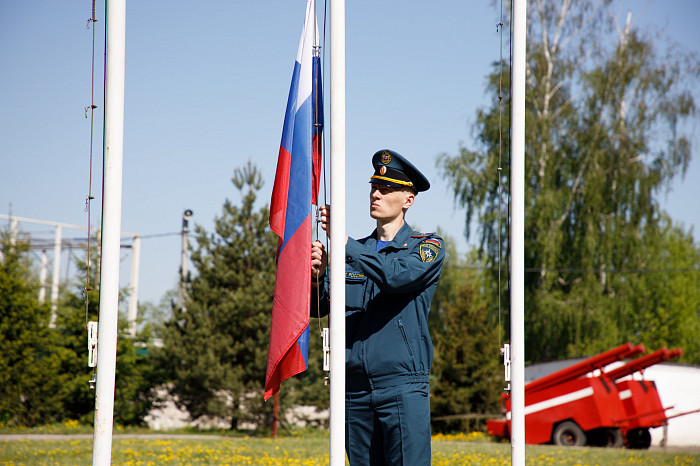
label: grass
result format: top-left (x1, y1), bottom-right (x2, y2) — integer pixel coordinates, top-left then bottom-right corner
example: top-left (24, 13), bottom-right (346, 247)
top-left (0, 428), bottom-right (698, 465)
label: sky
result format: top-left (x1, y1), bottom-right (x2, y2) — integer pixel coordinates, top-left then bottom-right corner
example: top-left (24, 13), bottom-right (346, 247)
top-left (1, 1), bottom-right (699, 307)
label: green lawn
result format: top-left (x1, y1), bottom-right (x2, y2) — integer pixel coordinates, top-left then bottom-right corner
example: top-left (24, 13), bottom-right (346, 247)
top-left (1, 434), bottom-right (698, 465)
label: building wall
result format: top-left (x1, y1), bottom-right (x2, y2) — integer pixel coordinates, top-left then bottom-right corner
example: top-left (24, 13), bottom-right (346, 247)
top-left (640, 364), bottom-right (700, 447)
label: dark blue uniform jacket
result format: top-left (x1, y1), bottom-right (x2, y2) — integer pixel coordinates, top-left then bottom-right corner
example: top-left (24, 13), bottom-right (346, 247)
top-left (311, 223), bottom-right (445, 390)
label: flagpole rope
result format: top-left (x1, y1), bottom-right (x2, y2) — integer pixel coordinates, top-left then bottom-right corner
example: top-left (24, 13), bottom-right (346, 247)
top-left (84, 1), bottom-right (99, 325)
top-left (313, 0), bottom-right (330, 340)
top-left (497, 0), bottom-right (504, 351)
top-left (496, 0), bottom-right (514, 393)
top-left (84, 0), bottom-right (100, 388)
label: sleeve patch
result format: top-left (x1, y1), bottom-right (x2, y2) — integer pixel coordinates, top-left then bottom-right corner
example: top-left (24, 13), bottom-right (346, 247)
top-left (423, 238), bottom-right (441, 249)
top-left (419, 242), bottom-right (440, 262)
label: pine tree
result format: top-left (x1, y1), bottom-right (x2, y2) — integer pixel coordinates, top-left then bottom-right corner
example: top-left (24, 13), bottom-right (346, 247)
top-left (0, 234), bottom-right (64, 426)
top-left (161, 162), bottom-right (280, 429)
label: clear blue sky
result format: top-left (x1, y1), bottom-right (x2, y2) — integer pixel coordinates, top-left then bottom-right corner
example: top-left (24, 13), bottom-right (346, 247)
top-left (1, 1), bottom-right (698, 305)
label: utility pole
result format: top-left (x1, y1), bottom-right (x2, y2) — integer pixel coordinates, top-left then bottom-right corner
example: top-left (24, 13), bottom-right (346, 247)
top-left (38, 249), bottom-right (48, 303)
top-left (179, 209), bottom-right (192, 312)
top-left (0, 214), bottom-right (138, 326)
top-left (127, 235), bottom-right (141, 337)
top-left (49, 225), bottom-right (62, 328)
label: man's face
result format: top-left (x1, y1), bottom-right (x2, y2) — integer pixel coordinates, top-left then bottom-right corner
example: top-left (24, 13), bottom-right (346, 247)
top-left (369, 183), bottom-right (414, 221)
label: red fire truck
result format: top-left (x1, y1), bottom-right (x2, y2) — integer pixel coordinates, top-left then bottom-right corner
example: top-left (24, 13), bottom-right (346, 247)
top-left (487, 343), bottom-right (693, 448)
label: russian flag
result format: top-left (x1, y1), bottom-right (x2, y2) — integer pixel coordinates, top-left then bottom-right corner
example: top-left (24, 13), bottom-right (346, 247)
top-left (265, 0), bottom-right (321, 401)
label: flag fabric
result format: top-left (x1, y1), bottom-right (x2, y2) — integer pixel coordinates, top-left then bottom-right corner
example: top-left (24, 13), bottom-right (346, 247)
top-left (266, 0), bottom-right (321, 401)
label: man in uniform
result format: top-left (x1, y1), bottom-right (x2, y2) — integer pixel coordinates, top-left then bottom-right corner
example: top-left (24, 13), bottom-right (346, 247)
top-left (310, 149), bottom-right (445, 466)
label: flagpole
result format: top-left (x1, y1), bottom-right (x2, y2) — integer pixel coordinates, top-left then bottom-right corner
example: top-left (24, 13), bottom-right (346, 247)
top-left (92, 0), bottom-right (126, 464)
top-left (329, 0), bottom-right (346, 464)
top-left (510, 0), bottom-right (526, 464)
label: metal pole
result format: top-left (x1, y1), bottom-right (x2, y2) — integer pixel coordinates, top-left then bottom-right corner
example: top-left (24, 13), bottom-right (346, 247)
top-left (10, 218), bottom-right (18, 246)
top-left (92, 0), bottom-right (126, 463)
top-left (329, 0), bottom-right (346, 463)
top-left (127, 235), bottom-right (140, 337)
top-left (510, 0), bottom-right (527, 464)
top-left (179, 209), bottom-right (192, 312)
top-left (49, 225), bottom-right (62, 328)
top-left (38, 250), bottom-right (48, 303)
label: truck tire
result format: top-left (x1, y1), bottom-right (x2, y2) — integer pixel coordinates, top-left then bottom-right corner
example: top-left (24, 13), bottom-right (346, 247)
top-left (587, 428), bottom-right (625, 448)
top-left (552, 421), bottom-right (587, 447)
top-left (606, 428), bottom-right (625, 448)
top-left (626, 428), bottom-right (651, 449)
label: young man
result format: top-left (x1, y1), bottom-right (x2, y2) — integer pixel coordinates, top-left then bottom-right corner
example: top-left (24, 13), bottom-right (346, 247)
top-left (311, 149), bottom-right (445, 466)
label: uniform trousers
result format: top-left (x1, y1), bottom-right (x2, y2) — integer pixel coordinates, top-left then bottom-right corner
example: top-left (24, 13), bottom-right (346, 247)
top-left (345, 382), bottom-right (430, 466)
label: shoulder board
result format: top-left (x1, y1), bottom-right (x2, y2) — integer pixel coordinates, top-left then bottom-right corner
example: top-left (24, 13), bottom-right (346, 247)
top-left (410, 232), bottom-right (435, 238)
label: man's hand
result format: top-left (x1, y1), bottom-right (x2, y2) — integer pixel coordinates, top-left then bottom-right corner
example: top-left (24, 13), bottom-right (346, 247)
top-left (318, 204), bottom-right (330, 236)
top-left (311, 240), bottom-right (328, 283)
top-left (317, 204), bottom-right (348, 245)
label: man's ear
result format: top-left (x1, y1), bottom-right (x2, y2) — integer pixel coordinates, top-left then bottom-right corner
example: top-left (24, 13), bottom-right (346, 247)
top-left (403, 190), bottom-right (415, 210)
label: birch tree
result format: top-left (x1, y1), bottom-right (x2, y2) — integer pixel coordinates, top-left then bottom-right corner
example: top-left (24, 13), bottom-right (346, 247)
top-left (438, 0), bottom-right (700, 362)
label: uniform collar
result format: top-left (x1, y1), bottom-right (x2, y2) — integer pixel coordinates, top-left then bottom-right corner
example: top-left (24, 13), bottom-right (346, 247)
top-left (372, 222), bottom-right (413, 250)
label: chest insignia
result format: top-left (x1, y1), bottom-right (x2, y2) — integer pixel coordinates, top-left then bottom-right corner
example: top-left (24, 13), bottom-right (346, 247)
top-left (345, 271), bottom-right (365, 282)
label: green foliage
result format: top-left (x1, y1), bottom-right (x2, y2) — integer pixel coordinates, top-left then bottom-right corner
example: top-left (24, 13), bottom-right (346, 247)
top-left (0, 230), bottom-right (163, 427)
top-left (160, 162), bottom-right (328, 430)
top-left (429, 239), bottom-right (502, 433)
top-left (52, 239), bottom-right (165, 426)
top-left (0, 235), bottom-right (64, 426)
top-left (438, 0), bottom-right (700, 363)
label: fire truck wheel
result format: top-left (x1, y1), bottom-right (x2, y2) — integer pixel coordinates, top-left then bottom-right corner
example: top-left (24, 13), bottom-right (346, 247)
top-left (606, 428), bottom-right (625, 448)
top-left (626, 428), bottom-right (652, 449)
top-left (552, 421), bottom-right (587, 447)
top-left (587, 428), bottom-right (625, 447)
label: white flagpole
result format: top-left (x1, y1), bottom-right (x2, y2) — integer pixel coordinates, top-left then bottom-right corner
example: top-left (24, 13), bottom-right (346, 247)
top-left (510, 0), bottom-right (527, 464)
top-left (329, 0), bottom-right (346, 464)
top-left (92, 0), bottom-right (126, 463)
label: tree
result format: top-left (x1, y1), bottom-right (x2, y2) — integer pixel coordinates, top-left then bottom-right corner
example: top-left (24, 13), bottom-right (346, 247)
top-left (438, 0), bottom-right (700, 363)
top-left (53, 238), bottom-right (164, 425)
top-left (161, 162), bottom-right (282, 429)
top-left (429, 239), bottom-right (502, 433)
top-left (0, 234), bottom-right (64, 426)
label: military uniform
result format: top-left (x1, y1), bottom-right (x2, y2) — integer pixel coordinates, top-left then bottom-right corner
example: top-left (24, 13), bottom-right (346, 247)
top-left (311, 150), bottom-right (445, 466)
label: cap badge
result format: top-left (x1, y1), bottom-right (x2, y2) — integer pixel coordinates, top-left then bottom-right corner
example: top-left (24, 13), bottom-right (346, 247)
top-left (380, 151), bottom-right (392, 164)
top-left (379, 166), bottom-right (387, 175)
